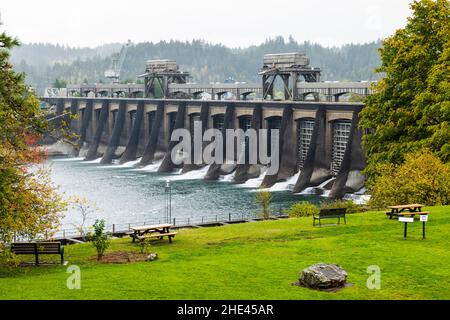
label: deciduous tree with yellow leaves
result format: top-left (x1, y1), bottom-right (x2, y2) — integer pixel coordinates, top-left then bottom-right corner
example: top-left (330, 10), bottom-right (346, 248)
top-left (360, 0), bottom-right (450, 202)
top-left (0, 30), bottom-right (66, 260)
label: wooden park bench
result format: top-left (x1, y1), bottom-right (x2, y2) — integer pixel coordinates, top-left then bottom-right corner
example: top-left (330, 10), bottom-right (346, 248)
top-left (313, 208), bottom-right (347, 226)
top-left (10, 242), bottom-right (65, 265)
top-left (137, 232), bottom-right (178, 243)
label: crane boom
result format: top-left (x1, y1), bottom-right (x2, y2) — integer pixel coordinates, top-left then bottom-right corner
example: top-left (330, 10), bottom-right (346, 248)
top-left (104, 40), bottom-right (131, 84)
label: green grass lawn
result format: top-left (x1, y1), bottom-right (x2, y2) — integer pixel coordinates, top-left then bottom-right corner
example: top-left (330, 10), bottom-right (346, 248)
top-left (1, 206), bottom-right (449, 300)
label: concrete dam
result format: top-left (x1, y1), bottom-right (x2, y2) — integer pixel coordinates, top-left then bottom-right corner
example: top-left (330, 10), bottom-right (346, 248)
top-left (41, 53), bottom-right (369, 199)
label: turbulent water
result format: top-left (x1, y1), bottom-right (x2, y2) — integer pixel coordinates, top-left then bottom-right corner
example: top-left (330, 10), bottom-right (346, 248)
top-left (46, 156), bottom-right (332, 232)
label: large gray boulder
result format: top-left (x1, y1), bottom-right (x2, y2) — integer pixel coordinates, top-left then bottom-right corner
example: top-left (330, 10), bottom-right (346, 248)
top-left (299, 263), bottom-right (347, 289)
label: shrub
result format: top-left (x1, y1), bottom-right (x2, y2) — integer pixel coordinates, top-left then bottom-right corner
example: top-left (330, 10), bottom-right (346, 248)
top-left (320, 200), bottom-right (364, 214)
top-left (368, 150), bottom-right (450, 208)
top-left (90, 219), bottom-right (110, 261)
top-left (256, 188), bottom-right (272, 219)
top-left (0, 246), bottom-right (19, 267)
top-left (287, 202), bottom-right (319, 218)
top-left (69, 196), bottom-right (99, 242)
top-left (139, 240), bottom-right (151, 254)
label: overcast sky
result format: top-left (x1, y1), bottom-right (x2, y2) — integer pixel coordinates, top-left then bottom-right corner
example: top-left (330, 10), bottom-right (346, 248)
top-left (1, 0), bottom-right (413, 48)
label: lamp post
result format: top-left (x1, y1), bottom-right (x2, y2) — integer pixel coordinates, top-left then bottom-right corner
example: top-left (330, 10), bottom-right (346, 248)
top-left (164, 180), bottom-right (172, 224)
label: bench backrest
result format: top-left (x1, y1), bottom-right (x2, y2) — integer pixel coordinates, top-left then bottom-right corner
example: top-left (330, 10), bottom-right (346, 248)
top-left (319, 208), bottom-right (347, 216)
top-left (11, 242), bottom-right (62, 254)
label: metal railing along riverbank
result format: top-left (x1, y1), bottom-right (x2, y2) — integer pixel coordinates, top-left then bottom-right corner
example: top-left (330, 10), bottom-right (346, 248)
top-left (51, 211), bottom-right (289, 240)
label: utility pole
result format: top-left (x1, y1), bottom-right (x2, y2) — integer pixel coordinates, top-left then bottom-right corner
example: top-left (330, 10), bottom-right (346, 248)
top-left (164, 180), bottom-right (172, 224)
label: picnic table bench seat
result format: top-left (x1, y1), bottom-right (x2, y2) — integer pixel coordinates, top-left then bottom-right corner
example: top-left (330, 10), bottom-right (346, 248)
top-left (10, 242), bottom-right (65, 265)
top-left (397, 211), bottom-right (431, 219)
top-left (129, 224), bottom-right (174, 242)
top-left (313, 208), bottom-right (347, 226)
top-left (386, 204), bottom-right (426, 219)
top-left (137, 232), bottom-right (177, 243)
top-left (397, 211), bottom-right (430, 215)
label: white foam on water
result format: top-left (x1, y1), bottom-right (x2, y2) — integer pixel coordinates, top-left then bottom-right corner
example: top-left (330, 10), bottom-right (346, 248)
top-left (238, 168), bottom-right (268, 189)
top-left (297, 188), bottom-right (316, 195)
top-left (97, 158), bottom-right (142, 169)
top-left (43, 140), bottom-right (75, 156)
top-left (297, 177), bottom-right (335, 195)
top-left (112, 175), bottom-right (127, 179)
top-left (343, 188), bottom-right (371, 205)
top-left (267, 171), bottom-right (301, 192)
top-left (82, 158), bottom-right (102, 164)
top-left (134, 160), bottom-right (163, 173)
top-left (52, 157), bottom-right (84, 162)
top-left (219, 170), bottom-right (236, 182)
top-left (343, 194), bottom-right (371, 205)
top-left (318, 177), bottom-right (335, 188)
top-left (164, 165), bottom-right (211, 181)
top-left (321, 190), bottom-right (331, 197)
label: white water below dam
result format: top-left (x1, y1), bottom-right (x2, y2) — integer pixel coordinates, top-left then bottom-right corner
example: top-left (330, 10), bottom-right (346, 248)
top-left (44, 156), bottom-right (369, 231)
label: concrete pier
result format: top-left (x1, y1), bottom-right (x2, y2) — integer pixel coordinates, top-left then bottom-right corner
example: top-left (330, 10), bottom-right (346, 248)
top-left (42, 97), bottom-right (366, 198)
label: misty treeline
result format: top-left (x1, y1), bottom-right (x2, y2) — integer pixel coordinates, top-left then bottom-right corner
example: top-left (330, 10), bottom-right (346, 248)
top-left (11, 36), bottom-right (382, 94)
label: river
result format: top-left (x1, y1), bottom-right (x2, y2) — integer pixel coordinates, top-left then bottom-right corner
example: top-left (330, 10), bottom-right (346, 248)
top-left (45, 156), bottom-right (335, 233)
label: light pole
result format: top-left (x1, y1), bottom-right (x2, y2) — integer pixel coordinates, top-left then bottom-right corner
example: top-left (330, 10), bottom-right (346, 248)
top-left (164, 180), bottom-right (172, 224)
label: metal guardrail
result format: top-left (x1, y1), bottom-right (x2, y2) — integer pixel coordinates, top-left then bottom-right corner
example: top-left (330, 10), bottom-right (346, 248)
top-left (51, 211), bottom-right (288, 240)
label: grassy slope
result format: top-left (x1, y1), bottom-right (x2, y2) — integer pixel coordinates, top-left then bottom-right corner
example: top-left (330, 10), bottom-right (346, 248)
top-left (1, 206), bottom-right (449, 300)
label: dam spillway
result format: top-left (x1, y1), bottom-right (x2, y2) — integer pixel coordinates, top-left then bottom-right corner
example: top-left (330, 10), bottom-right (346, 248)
top-left (42, 97), bottom-right (366, 198)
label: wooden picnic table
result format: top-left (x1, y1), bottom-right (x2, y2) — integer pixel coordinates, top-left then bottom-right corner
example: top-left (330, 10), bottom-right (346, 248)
top-left (129, 224), bottom-right (176, 243)
top-left (386, 204), bottom-right (425, 219)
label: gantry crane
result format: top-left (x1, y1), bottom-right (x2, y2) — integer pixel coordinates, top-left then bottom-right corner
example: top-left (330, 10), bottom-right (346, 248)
top-left (104, 40), bottom-right (131, 84)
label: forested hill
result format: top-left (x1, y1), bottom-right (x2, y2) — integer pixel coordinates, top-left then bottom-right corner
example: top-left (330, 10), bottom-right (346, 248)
top-left (11, 37), bottom-right (382, 94)
top-left (11, 42), bottom-right (123, 66)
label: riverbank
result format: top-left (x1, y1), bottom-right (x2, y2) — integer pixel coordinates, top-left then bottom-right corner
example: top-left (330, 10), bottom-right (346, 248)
top-left (1, 206), bottom-right (449, 300)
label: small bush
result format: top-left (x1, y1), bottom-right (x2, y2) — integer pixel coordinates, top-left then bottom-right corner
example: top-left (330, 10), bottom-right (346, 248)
top-left (90, 219), bottom-right (110, 261)
top-left (287, 202), bottom-right (319, 218)
top-left (139, 241), bottom-right (151, 254)
top-left (320, 200), bottom-right (364, 214)
top-left (0, 245), bottom-right (19, 267)
top-left (368, 150), bottom-right (450, 208)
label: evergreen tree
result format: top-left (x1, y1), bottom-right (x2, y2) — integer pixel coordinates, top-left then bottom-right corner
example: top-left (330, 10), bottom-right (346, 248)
top-left (11, 38), bottom-right (382, 94)
top-left (52, 77), bottom-right (67, 88)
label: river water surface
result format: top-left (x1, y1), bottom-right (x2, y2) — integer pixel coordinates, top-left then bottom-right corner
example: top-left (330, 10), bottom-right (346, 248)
top-left (47, 156), bottom-right (330, 232)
